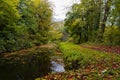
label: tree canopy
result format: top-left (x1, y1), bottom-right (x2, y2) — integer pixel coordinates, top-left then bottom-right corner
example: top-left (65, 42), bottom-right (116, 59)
top-left (0, 0), bottom-right (53, 53)
top-left (65, 0), bottom-right (120, 46)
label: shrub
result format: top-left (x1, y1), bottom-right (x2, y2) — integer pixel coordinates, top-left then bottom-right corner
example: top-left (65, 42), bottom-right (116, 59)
top-left (103, 26), bottom-right (120, 46)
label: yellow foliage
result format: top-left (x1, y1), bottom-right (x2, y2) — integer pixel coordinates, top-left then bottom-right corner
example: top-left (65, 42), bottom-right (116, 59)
top-left (34, 0), bottom-right (41, 7)
top-left (72, 19), bottom-right (80, 27)
top-left (50, 30), bottom-right (62, 40)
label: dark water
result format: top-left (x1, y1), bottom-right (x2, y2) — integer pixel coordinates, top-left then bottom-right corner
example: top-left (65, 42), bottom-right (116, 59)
top-left (0, 50), bottom-right (65, 80)
top-left (0, 51), bottom-right (51, 80)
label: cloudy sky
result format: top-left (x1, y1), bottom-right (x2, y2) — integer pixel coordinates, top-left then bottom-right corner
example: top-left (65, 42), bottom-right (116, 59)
top-left (48, 0), bottom-right (80, 21)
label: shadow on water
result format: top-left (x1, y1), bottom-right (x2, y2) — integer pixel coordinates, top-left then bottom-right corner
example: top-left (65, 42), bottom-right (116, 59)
top-left (0, 49), bottom-right (52, 80)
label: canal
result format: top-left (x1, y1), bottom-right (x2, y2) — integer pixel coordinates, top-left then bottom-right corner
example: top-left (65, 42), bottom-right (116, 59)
top-left (0, 45), bottom-right (65, 80)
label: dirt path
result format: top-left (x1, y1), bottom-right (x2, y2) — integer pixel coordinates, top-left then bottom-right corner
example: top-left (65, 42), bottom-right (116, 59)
top-left (81, 44), bottom-right (120, 54)
top-left (1, 43), bottom-right (56, 57)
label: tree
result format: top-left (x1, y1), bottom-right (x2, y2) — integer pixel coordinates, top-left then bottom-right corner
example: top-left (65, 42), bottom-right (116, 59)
top-left (18, 0), bottom-right (53, 45)
top-left (65, 0), bottom-right (120, 46)
top-left (35, 0), bottom-right (53, 44)
top-left (65, 0), bottom-right (101, 43)
top-left (0, 0), bottom-right (53, 52)
top-left (99, 0), bottom-right (112, 41)
top-left (0, 0), bottom-right (20, 30)
top-left (0, 0), bottom-right (21, 52)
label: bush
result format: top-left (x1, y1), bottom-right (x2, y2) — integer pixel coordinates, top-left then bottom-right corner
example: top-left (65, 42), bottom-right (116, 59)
top-left (103, 26), bottom-right (120, 46)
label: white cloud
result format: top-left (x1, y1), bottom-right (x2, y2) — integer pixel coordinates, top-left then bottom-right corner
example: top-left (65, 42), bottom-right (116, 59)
top-left (48, 0), bottom-right (80, 20)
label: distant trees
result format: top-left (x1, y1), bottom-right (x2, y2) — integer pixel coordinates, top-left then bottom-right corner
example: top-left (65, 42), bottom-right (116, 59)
top-left (0, 0), bottom-right (53, 53)
top-left (49, 21), bottom-right (64, 42)
top-left (65, 0), bottom-right (120, 46)
top-left (36, 0), bottom-right (53, 44)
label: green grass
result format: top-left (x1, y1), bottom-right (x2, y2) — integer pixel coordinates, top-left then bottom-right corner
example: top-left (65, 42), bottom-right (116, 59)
top-left (57, 42), bottom-right (120, 79)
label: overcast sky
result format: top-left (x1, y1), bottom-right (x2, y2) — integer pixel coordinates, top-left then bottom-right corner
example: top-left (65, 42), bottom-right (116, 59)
top-left (48, 0), bottom-right (80, 21)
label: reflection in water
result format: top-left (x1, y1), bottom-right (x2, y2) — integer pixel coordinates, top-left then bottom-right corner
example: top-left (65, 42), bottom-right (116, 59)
top-left (51, 61), bottom-right (65, 72)
top-left (0, 50), bottom-right (52, 80)
top-left (51, 54), bottom-right (65, 73)
top-left (0, 50), bottom-right (65, 80)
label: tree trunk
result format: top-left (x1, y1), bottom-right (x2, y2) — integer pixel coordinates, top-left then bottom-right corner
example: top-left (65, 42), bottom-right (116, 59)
top-left (99, 0), bottom-right (111, 42)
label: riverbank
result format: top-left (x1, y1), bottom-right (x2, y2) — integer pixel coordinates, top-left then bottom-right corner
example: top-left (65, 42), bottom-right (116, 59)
top-left (39, 42), bottom-right (120, 80)
top-left (1, 43), bottom-right (120, 80)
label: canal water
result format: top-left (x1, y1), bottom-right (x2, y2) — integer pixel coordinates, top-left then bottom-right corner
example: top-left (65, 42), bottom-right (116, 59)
top-left (51, 53), bottom-right (65, 73)
top-left (0, 49), bottom-right (65, 80)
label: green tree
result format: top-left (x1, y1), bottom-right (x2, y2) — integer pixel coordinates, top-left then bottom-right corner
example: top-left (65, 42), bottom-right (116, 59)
top-left (0, 0), bottom-right (53, 53)
top-left (0, 0), bottom-right (20, 30)
top-left (35, 0), bottom-right (53, 44)
top-left (65, 0), bottom-right (120, 46)
top-left (65, 0), bottom-right (100, 43)
top-left (0, 0), bottom-right (21, 52)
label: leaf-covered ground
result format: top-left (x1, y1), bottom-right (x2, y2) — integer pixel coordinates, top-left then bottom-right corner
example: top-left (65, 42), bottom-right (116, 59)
top-left (37, 42), bottom-right (120, 80)
top-left (81, 43), bottom-right (120, 54)
top-left (38, 68), bottom-right (120, 80)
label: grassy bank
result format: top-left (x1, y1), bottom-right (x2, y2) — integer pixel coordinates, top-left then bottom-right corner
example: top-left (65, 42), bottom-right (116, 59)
top-left (43, 42), bottom-right (120, 79)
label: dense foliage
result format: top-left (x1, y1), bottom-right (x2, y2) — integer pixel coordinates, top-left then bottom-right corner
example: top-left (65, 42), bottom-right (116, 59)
top-left (0, 0), bottom-right (53, 53)
top-left (65, 0), bottom-right (120, 46)
top-left (1, 0), bottom-right (120, 80)
top-left (103, 26), bottom-right (120, 46)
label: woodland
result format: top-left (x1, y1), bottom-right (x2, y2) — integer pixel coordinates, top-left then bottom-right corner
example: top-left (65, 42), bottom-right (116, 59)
top-left (0, 0), bottom-right (120, 80)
